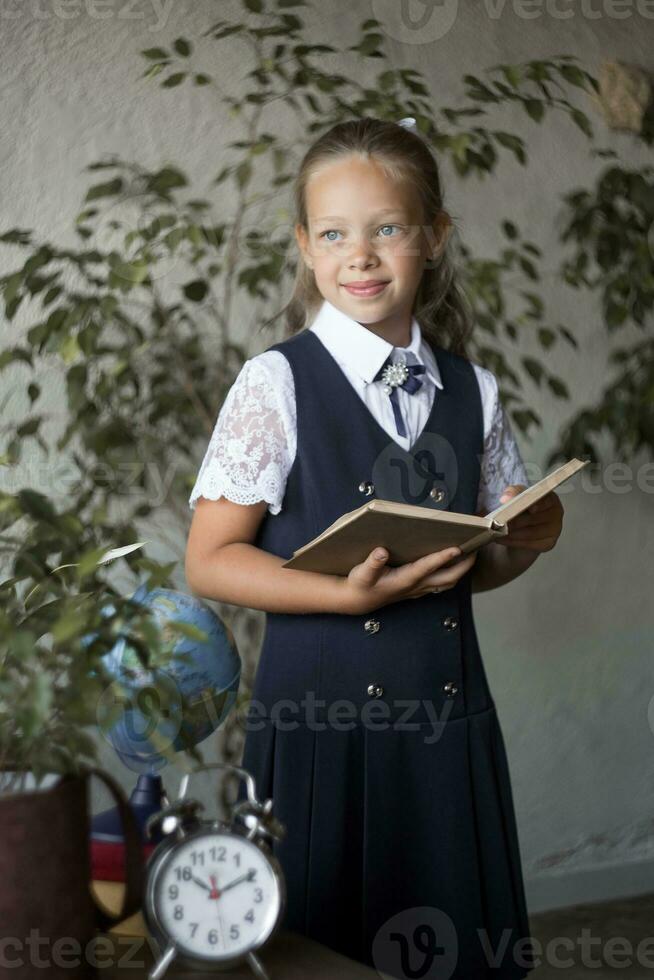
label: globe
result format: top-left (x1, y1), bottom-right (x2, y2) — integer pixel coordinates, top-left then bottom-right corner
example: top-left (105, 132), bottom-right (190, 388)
top-left (88, 585), bottom-right (241, 860)
top-left (93, 585), bottom-right (241, 774)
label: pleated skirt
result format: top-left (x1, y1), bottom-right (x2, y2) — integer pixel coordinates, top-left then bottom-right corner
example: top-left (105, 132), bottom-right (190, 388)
top-left (240, 702), bottom-right (536, 979)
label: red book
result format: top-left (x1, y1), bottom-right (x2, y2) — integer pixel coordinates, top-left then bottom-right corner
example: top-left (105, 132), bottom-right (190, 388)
top-left (91, 839), bottom-right (156, 882)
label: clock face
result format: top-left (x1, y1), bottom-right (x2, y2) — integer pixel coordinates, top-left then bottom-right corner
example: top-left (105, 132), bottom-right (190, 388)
top-left (153, 830), bottom-right (282, 960)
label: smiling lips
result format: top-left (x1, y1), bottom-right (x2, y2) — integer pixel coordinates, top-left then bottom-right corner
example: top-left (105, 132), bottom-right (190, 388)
top-left (342, 280), bottom-right (389, 297)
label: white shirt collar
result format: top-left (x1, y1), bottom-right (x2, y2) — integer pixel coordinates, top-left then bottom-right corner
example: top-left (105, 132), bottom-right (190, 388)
top-left (309, 299), bottom-right (443, 389)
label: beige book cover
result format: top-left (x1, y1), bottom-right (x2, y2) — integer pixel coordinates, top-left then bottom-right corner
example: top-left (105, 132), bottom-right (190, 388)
top-left (281, 458), bottom-right (589, 577)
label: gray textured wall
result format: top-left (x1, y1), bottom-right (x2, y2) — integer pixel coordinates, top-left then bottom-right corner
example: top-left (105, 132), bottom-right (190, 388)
top-left (1, 0), bottom-right (653, 914)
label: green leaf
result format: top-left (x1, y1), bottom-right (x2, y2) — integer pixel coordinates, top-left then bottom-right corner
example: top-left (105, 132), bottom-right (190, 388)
top-left (537, 327), bottom-right (556, 349)
top-left (558, 326), bottom-right (578, 349)
top-left (547, 376), bottom-right (569, 398)
top-left (143, 64), bottom-right (164, 80)
top-left (52, 606), bottom-right (90, 645)
top-left (149, 167), bottom-right (188, 192)
top-left (142, 47), bottom-right (169, 60)
top-left (59, 333), bottom-right (81, 364)
top-left (522, 356), bottom-right (544, 386)
top-left (111, 260), bottom-right (149, 286)
top-left (244, 0), bottom-right (264, 11)
top-left (494, 132), bottom-right (526, 164)
top-left (85, 178), bottom-right (123, 203)
top-left (194, 74), bottom-right (211, 86)
top-left (0, 228), bottom-right (32, 245)
top-left (16, 489), bottom-right (59, 524)
top-left (183, 279), bottom-right (208, 302)
top-left (43, 286), bottom-right (62, 306)
top-left (3, 272), bottom-right (23, 304)
top-left (606, 301), bottom-right (627, 328)
top-left (519, 256), bottom-right (539, 280)
top-left (173, 37), bottom-right (192, 57)
top-left (358, 33), bottom-right (383, 56)
top-left (502, 220), bottom-right (518, 240)
top-left (0, 347), bottom-right (32, 371)
top-left (236, 160), bottom-right (252, 188)
top-left (559, 64), bottom-right (588, 89)
top-left (570, 108), bottom-right (593, 138)
top-left (76, 545), bottom-right (112, 579)
top-left (500, 65), bottom-right (521, 89)
top-left (524, 99), bottom-right (544, 122)
top-left (163, 73), bottom-right (187, 88)
top-left (17, 417), bottom-right (41, 437)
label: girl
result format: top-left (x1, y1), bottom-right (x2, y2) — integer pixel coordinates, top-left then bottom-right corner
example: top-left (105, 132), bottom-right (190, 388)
top-left (186, 117), bottom-right (563, 978)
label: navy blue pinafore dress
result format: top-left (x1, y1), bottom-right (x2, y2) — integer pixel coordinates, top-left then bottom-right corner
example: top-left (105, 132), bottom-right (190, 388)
top-left (238, 329), bottom-right (536, 979)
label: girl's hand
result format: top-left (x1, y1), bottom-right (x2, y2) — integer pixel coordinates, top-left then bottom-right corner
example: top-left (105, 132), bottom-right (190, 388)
top-left (341, 545), bottom-right (477, 616)
top-left (493, 484), bottom-right (564, 552)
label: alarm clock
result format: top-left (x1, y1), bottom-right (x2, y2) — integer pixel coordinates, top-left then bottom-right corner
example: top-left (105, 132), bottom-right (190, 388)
top-left (143, 762), bottom-right (286, 980)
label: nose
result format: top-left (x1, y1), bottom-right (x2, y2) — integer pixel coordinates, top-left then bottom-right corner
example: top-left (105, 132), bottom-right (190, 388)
top-left (347, 235), bottom-right (380, 270)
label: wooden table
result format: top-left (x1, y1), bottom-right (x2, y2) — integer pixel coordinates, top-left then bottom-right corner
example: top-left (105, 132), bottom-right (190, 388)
top-left (91, 882), bottom-right (378, 979)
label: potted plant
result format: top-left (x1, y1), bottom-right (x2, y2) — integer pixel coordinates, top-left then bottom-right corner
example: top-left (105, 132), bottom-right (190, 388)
top-left (0, 498), bottom-right (200, 979)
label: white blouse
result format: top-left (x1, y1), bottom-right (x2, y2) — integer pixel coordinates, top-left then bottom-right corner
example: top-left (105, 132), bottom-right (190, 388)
top-left (189, 300), bottom-right (529, 517)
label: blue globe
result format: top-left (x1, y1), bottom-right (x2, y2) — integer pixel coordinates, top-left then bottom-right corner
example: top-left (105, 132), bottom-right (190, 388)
top-left (92, 586), bottom-right (241, 774)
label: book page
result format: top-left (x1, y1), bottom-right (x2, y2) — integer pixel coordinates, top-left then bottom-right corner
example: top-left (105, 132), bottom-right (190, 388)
top-left (487, 458), bottom-right (589, 525)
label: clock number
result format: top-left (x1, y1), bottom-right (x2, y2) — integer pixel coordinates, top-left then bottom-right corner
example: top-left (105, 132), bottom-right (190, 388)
top-left (210, 846), bottom-right (226, 862)
top-left (190, 850), bottom-right (205, 866)
top-left (174, 866), bottom-right (192, 882)
top-left (254, 888), bottom-right (263, 903)
top-left (230, 925), bottom-right (240, 941)
top-left (168, 885), bottom-right (178, 900)
top-left (173, 905), bottom-right (184, 921)
top-left (233, 851), bottom-right (240, 867)
top-left (245, 909), bottom-right (255, 924)
top-left (208, 929), bottom-right (218, 946)
top-left (189, 923), bottom-right (199, 938)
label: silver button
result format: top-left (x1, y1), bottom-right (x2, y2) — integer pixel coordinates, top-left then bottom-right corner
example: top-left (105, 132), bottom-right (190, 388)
top-left (364, 618), bottom-right (380, 635)
top-left (359, 481), bottom-right (375, 496)
top-left (443, 681), bottom-right (458, 697)
top-left (429, 487), bottom-right (446, 502)
top-left (367, 683), bottom-right (384, 698)
top-left (442, 616), bottom-right (459, 631)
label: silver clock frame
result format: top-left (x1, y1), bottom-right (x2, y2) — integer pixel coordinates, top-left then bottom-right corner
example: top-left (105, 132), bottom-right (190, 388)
top-left (143, 763), bottom-right (287, 980)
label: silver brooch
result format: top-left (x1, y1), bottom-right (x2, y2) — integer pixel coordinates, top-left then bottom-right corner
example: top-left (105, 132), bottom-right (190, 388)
top-left (380, 356), bottom-right (409, 395)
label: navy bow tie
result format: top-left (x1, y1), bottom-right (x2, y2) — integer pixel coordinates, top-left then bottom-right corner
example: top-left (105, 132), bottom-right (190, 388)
top-left (373, 354), bottom-right (426, 438)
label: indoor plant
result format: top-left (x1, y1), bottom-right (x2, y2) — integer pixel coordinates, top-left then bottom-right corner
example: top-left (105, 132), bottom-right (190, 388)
top-left (1, 2), bottom-right (652, 812)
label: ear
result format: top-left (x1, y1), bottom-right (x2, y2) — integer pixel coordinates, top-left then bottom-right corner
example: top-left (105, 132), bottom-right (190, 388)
top-left (295, 223), bottom-right (313, 270)
top-left (429, 210), bottom-right (453, 260)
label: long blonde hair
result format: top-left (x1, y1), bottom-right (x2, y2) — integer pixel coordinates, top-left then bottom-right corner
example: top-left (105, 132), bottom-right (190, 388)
top-left (259, 116), bottom-right (474, 358)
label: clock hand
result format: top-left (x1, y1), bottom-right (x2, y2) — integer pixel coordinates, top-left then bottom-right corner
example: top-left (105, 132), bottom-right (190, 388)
top-left (218, 868), bottom-right (256, 894)
top-left (190, 875), bottom-right (211, 892)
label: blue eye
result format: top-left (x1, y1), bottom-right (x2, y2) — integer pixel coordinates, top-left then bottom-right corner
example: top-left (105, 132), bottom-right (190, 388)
top-left (318, 224), bottom-right (402, 242)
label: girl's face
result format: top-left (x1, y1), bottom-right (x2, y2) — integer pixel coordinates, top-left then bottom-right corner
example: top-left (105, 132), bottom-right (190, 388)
top-left (295, 153), bottom-right (451, 342)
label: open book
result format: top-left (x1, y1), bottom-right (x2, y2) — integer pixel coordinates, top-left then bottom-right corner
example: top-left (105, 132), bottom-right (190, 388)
top-left (281, 458), bottom-right (589, 576)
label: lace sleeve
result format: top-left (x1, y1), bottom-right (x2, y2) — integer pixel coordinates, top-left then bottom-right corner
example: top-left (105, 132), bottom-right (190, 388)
top-left (475, 367), bottom-right (529, 515)
top-left (188, 351), bottom-right (297, 515)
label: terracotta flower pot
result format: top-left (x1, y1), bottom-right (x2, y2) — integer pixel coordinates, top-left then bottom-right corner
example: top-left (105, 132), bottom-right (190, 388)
top-left (0, 766), bottom-right (143, 979)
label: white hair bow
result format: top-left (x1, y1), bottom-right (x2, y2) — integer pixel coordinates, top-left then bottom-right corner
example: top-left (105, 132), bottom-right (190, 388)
top-left (398, 116), bottom-right (419, 135)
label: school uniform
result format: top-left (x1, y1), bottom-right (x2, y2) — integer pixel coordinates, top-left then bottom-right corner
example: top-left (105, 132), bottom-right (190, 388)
top-left (190, 300), bottom-right (536, 978)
